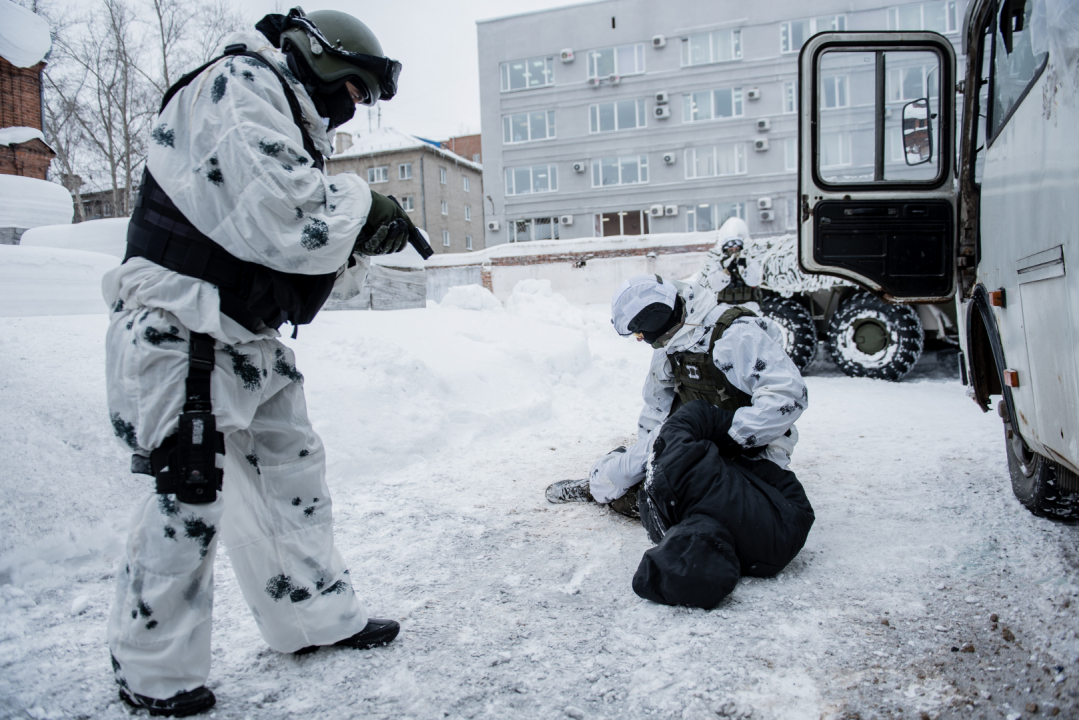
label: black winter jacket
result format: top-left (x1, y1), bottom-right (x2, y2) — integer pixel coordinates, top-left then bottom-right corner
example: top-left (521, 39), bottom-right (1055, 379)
top-left (634, 400), bottom-right (815, 609)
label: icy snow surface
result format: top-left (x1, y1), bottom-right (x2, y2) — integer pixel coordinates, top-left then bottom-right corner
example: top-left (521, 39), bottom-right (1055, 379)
top-left (1, 284), bottom-right (1078, 719)
top-left (0, 127), bottom-right (45, 146)
top-left (0, 176), bottom-right (73, 229)
top-left (0, 0), bottom-right (51, 68)
top-left (0, 245), bottom-right (116, 316)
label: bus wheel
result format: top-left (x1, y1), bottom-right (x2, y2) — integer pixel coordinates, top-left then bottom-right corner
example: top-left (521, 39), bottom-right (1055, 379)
top-left (760, 297), bottom-right (817, 371)
top-left (826, 292), bottom-right (923, 381)
top-left (1004, 420), bottom-right (1079, 520)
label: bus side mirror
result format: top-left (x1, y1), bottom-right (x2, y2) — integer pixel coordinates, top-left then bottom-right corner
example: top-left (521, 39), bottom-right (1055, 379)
top-left (902, 98), bottom-right (934, 166)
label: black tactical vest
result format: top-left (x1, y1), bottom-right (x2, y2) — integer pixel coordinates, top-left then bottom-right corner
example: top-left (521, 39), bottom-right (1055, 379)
top-left (124, 44), bottom-right (337, 334)
top-left (668, 305), bottom-right (756, 413)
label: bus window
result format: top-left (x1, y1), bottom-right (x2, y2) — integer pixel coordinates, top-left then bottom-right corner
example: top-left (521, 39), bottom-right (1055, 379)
top-left (989, 1), bottom-right (1047, 140)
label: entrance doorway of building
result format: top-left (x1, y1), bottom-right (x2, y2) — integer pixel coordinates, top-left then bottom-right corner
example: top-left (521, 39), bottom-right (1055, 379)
top-left (594, 210), bottom-right (650, 237)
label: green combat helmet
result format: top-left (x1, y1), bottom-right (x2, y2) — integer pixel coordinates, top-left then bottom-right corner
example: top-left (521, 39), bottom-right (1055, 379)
top-left (257, 7), bottom-right (401, 106)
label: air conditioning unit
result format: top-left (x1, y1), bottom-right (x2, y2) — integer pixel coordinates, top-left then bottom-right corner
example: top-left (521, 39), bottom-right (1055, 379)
top-left (652, 34), bottom-right (667, 48)
top-left (654, 106), bottom-right (671, 119)
top-left (746, 87), bottom-right (761, 100)
top-left (754, 138), bottom-right (770, 152)
top-left (756, 118), bottom-right (771, 132)
top-left (560, 48), bottom-right (574, 62)
top-left (662, 152), bottom-right (676, 165)
top-left (487, 220), bottom-right (500, 231)
top-left (759, 210), bottom-right (775, 221)
top-left (559, 214), bottom-right (574, 225)
top-left (608, 74), bottom-right (621, 85)
top-left (757, 197), bottom-right (773, 210)
top-left (648, 204), bottom-right (664, 218)
top-left (664, 205), bottom-right (678, 216)
top-left (589, 77), bottom-right (601, 88)
top-left (572, 161), bottom-right (587, 173)
top-left (655, 91), bottom-right (669, 105)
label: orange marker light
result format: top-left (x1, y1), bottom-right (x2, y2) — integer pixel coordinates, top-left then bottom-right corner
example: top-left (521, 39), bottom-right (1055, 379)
top-left (989, 289), bottom-right (1006, 308)
top-left (1003, 369), bottom-right (1019, 388)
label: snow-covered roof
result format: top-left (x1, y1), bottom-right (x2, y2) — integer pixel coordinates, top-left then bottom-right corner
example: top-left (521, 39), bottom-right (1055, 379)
top-left (0, 0), bottom-right (52, 68)
top-left (0, 126), bottom-right (45, 146)
top-left (0, 175), bottom-right (73, 229)
top-left (330, 125), bottom-right (481, 171)
top-left (424, 232), bottom-right (719, 268)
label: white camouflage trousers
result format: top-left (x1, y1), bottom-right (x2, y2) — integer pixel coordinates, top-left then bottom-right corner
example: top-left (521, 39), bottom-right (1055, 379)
top-left (105, 305), bottom-right (366, 700)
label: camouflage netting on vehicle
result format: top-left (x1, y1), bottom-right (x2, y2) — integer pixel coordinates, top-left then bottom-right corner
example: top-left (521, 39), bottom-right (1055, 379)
top-left (744, 233), bottom-right (851, 297)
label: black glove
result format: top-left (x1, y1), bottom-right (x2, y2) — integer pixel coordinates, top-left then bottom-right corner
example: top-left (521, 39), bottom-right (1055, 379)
top-left (355, 192), bottom-right (413, 256)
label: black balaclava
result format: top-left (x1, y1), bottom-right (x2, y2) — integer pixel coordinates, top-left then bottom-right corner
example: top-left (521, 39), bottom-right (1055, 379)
top-left (628, 296), bottom-right (684, 345)
top-left (285, 48), bottom-right (357, 131)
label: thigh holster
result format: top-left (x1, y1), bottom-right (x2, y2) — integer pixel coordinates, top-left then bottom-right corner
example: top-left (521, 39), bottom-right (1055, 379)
top-left (131, 332), bottom-right (225, 504)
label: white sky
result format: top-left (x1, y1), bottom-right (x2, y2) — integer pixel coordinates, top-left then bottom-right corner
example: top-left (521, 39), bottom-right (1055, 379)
top-left (228, 0), bottom-right (581, 141)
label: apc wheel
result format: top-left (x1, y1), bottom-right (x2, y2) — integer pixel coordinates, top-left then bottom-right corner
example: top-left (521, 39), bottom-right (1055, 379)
top-left (760, 297), bottom-right (817, 371)
top-left (826, 292), bottom-right (924, 381)
top-left (1005, 424), bottom-right (1079, 520)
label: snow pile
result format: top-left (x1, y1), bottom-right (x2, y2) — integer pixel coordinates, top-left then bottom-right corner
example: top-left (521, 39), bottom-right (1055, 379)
top-left (0, 176), bottom-right (73, 229)
top-left (0, 0), bottom-right (51, 68)
top-left (0, 126), bottom-right (45, 146)
top-left (504, 278), bottom-right (591, 330)
top-left (439, 283), bottom-right (502, 311)
top-left (20, 218), bottom-right (128, 258)
top-left (0, 245), bottom-right (116, 316)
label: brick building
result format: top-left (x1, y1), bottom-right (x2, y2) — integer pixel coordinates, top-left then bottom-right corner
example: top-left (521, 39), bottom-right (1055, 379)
top-left (441, 134), bottom-right (482, 164)
top-left (326, 126), bottom-right (485, 256)
top-left (0, 56), bottom-right (54, 180)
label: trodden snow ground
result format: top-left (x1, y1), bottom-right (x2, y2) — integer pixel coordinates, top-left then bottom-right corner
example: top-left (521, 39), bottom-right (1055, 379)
top-left (1, 281), bottom-right (1077, 720)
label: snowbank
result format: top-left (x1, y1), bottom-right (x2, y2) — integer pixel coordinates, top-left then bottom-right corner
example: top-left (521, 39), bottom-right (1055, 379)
top-left (439, 283), bottom-right (502, 311)
top-left (20, 218), bottom-right (128, 258)
top-left (0, 175), bottom-right (73, 229)
top-left (0, 126), bottom-right (45, 146)
top-left (0, 0), bottom-right (51, 67)
top-left (0, 245), bottom-right (116, 316)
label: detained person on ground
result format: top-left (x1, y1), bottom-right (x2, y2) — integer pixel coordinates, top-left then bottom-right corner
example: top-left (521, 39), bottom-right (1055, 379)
top-left (546, 275), bottom-right (815, 609)
top-left (102, 8), bottom-right (417, 716)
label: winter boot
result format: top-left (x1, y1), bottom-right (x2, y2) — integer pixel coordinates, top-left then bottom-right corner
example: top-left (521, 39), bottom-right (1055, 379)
top-left (545, 477), bottom-right (594, 504)
top-left (118, 686), bottom-right (216, 717)
top-left (294, 618), bottom-right (400, 655)
top-left (609, 482), bottom-right (642, 520)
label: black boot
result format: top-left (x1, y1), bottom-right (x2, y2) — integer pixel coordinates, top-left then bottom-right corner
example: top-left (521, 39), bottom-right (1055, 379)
top-left (609, 482), bottom-right (642, 519)
top-left (545, 477), bottom-right (594, 504)
top-left (294, 618), bottom-right (400, 655)
top-left (118, 686), bottom-right (216, 717)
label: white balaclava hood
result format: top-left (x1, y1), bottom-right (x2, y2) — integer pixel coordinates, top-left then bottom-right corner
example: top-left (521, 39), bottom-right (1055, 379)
top-left (611, 275), bottom-right (678, 337)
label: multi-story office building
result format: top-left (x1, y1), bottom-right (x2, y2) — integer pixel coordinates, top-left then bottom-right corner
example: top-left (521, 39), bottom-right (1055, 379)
top-left (477, 0), bottom-right (966, 246)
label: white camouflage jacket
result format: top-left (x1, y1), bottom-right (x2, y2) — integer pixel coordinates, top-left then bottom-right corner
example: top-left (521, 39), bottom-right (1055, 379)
top-left (102, 32), bottom-right (372, 345)
top-left (590, 282), bottom-right (808, 503)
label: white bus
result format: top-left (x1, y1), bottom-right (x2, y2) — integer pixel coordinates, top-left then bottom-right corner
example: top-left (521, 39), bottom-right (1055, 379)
top-left (796, 0), bottom-right (1078, 518)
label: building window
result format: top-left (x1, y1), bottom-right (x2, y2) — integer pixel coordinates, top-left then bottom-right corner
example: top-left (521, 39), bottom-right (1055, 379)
top-left (683, 87), bottom-right (743, 122)
top-left (367, 166), bottom-right (388, 183)
top-left (888, 1), bottom-right (958, 33)
top-left (592, 155), bottom-right (648, 187)
top-left (783, 81), bottom-right (796, 114)
top-left (587, 44), bottom-right (645, 79)
top-left (681, 28), bottom-right (742, 66)
top-left (686, 202), bottom-right (746, 232)
top-left (439, 167), bottom-right (447, 184)
top-left (820, 132), bottom-right (852, 168)
top-left (472, 153), bottom-right (481, 162)
top-left (784, 137), bottom-right (798, 172)
top-left (465, 235), bottom-right (473, 250)
top-left (589, 99), bottom-right (647, 133)
top-left (888, 127), bottom-right (905, 163)
top-left (502, 109), bottom-right (556, 144)
top-left (442, 230), bottom-right (450, 247)
top-left (402, 196), bottom-right (414, 211)
top-left (463, 176), bottom-right (470, 192)
top-left (684, 144), bottom-right (746, 179)
top-left (504, 164), bottom-right (558, 195)
top-left (398, 163), bottom-right (412, 180)
top-left (465, 205), bottom-right (472, 221)
top-left (440, 200), bottom-right (448, 215)
top-left (511, 217), bottom-right (560, 242)
top-left (888, 65), bottom-right (937, 102)
top-left (821, 75), bottom-right (849, 109)
top-left (781, 15), bottom-right (846, 54)
top-left (500, 56), bottom-right (555, 91)
top-left (594, 210), bottom-right (649, 237)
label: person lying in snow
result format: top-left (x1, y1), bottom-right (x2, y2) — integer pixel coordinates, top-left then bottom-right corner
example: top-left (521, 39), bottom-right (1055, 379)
top-left (102, 8), bottom-right (408, 716)
top-left (546, 274), bottom-right (814, 607)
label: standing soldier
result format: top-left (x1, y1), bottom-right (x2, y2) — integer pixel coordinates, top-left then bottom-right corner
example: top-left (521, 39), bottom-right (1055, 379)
top-left (103, 9), bottom-right (416, 715)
